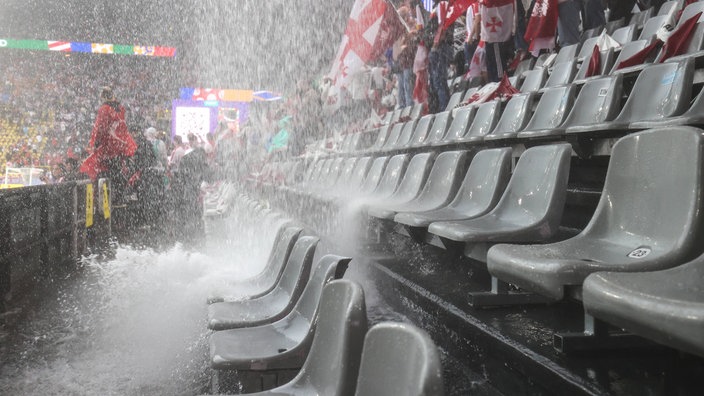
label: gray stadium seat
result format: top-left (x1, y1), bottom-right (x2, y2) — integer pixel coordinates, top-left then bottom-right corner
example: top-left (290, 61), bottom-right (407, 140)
top-left (659, 22), bottom-right (704, 62)
top-left (657, 1), bottom-right (680, 17)
top-left (318, 157), bottom-right (372, 201)
top-left (435, 106), bottom-right (474, 144)
top-left (351, 154), bottom-right (410, 207)
top-left (611, 39), bottom-right (650, 73)
top-left (518, 85), bottom-right (577, 139)
top-left (454, 100), bottom-right (501, 144)
top-left (576, 37), bottom-right (600, 60)
top-left (573, 47), bottom-right (615, 82)
top-left (428, 143), bottom-right (572, 243)
top-left (390, 108), bottom-right (402, 124)
top-left (391, 118), bottom-right (421, 150)
top-left (378, 122), bottom-right (404, 151)
top-left (360, 153), bottom-right (435, 212)
top-left (488, 127), bottom-right (704, 300)
top-left (234, 280), bottom-right (367, 396)
top-left (611, 24), bottom-right (637, 45)
top-left (355, 156), bottom-right (388, 197)
top-left (406, 114), bottom-right (434, 147)
top-left (582, 254), bottom-right (704, 358)
top-left (410, 102), bottom-right (424, 120)
top-left (422, 111), bottom-right (454, 146)
top-left (394, 148), bottom-right (511, 228)
top-left (630, 8), bottom-right (654, 30)
top-left (604, 18), bottom-right (625, 35)
top-left (366, 124), bottom-right (391, 152)
top-left (367, 151), bottom-right (468, 220)
top-left (630, 78), bottom-right (704, 128)
top-left (520, 67), bottom-right (547, 92)
top-left (354, 322), bottom-right (445, 396)
top-left (560, 75), bottom-right (623, 135)
top-left (207, 236), bottom-right (319, 330)
top-left (207, 225), bottom-right (302, 304)
top-left (553, 43), bottom-right (581, 65)
top-left (209, 256), bottom-right (352, 371)
top-left (445, 91), bottom-right (464, 111)
top-left (483, 93), bottom-right (536, 141)
top-left (400, 105), bottom-right (412, 119)
top-left (638, 15), bottom-right (670, 41)
top-left (569, 59), bottom-right (693, 135)
top-left (543, 59), bottom-right (577, 88)
top-left (678, 1), bottom-right (704, 25)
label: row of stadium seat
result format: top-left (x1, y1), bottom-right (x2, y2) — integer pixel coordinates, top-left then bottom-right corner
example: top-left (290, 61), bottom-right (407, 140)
top-left (203, 202), bottom-right (444, 395)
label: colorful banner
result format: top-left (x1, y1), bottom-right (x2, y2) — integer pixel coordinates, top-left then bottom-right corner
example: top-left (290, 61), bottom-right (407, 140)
top-left (0, 37), bottom-right (176, 57)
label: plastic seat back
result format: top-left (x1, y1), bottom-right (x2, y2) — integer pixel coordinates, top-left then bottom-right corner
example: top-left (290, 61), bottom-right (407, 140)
top-left (440, 106), bottom-right (474, 143)
top-left (358, 156), bottom-right (389, 196)
top-left (410, 103), bottom-right (424, 120)
top-left (274, 236), bottom-right (319, 302)
top-left (638, 15), bottom-right (670, 40)
top-left (562, 74), bottom-right (623, 131)
top-left (605, 18), bottom-right (625, 35)
top-left (408, 114), bottom-right (434, 147)
top-left (332, 158), bottom-right (359, 189)
top-left (354, 322), bottom-right (444, 396)
top-left (630, 8), bottom-right (654, 29)
top-left (544, 59), bottom-right (577, 87)
top-left (521, 85), bottom-right (576, 133)
top-left (400, 105), bottom-right (412, 119)
top-left (424, 111), bottom-right (454, 144)
top-left (486, 93), bottom-right (535, 138)
top-left (612, 24), bottom-right (637, 45)
top-left (386, 152), bottom-right (436, 204)
top-left (381, 123), bottom-right (405, 150)
top-left (370, 154), bottom-right (410, 199)
top-left (403, 150), bottom-right (469, 211)
top-left (657, 1), bottom-right (680, 17)
top-left (553, 43), bottom-right (580, 65)
top-left (369, 124), bottom-right (391, 151)
top-left (461, 100), bottom-right (501, 141)
top-left (576, 36), bottom-right (599, 59)
top-left (394, 119), bottom-right (419, 148)
top-left (294, 255), bottom-right (352, 324)
top-left (445, 147), bottom-right (512, 216)
top-left (580, 127), bottom-right (704, 262)
top-left (610, 58), bottom-right (693, 125)
top-left (679, 2), bottom-right (704, 25)
top-left (520, 67), bottom-right (547, 92)
top-left (611, 39), bottom-right (650, 72)
top-left (488, 144), bottom-right (572, 229)
top-left (276, 280), bottom-right (367, 396)
top-left (390, 109), bottom-right (402, 124)
top-left (260, 226), bottom-right (303, 287)
top-left (574, 48), bottom-right (614, 80)
top-left (343, 157), bottom-right (373, 193)
top-left (445, 91), bottom-right (463, 111)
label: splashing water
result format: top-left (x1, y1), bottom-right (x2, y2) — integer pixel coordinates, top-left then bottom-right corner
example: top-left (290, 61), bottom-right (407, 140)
top-left (0, 204), bottom-right (282, 396)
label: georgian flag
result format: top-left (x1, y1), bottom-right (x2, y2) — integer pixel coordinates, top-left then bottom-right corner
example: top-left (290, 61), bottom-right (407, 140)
top-left (524, 0), bottom-right (558, 54)
top-left (480, 0), bottom-right (515, 43)
top-left (48, 41), bottom-right (71, 51)
top-left (328, 0), bottom-right (406, 91)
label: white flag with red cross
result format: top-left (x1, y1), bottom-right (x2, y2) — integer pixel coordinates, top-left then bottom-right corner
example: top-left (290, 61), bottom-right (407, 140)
top-left (479, 0), bottom-right (515, 43)
top-left (328, 0), bottom-right (406, 93)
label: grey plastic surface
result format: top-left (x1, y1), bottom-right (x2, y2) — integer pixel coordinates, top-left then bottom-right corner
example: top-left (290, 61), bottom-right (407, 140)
top-left (422, 110), bottom-right (454, 146)
top-left (407, 114), bottom-right (434, 147)
top-left (544, 59), bottom-right (577, 88)
top-left (553, 43), bottom-right (580, 65)
top-left (577, 37), bottom-right (599, 60)
top-left (428, 143), bottom-right (572, 243)
top-left (638, 15), bottom-right (669, 40)
top-left (438, 106), bottom-right (474, 144)
top-left (520, 68), bottom-right (547, 92)
top-left (321, 157), bottom-right (372, 201)
top-left (446, 91), bottom-right (463, 111)
top-left (355, 154), bottom-right (410, 206)
top-left (410, 103), bottom-right (424, 120)
top-left (610, 39), bottom-right (649, 73)
top-left (209, 255), bottom-right (352, 371)
top-left (573, 48), bottom-right (614, 82)
top-left (400, 105), bottom-right (412, 119)
top-left (518, 85), bottom-right (576, 138)
top-left (583, 255), bottom-right (704, 358)
top-left (488, 127), bottom-right (704, 300)
top-left (380, 123), bottom-right (405, 151)
top-left (631, 69), bottom-right (704, 128)
top-left (611, 25), bottom-right (636, 45)
top-left (562, 74), bottom-right (623, 134)
top-left (631, 8), bottom-right (654, 30)
top-left (391, 118), bottom-right (420, 149)
top-left (657, 1), bottom-right (680, 17)
top-left (357, 156), bottom-right (388, 197)
top-left (604, 18), bottom-right (625, 35)
top-left (207, 236), bottom-right (319, 330)
top-left (367, 151), bottom-right (467, 220)
top-left (483, 93), bottom-right (535, 141)
top-left (208, 226), bottom-right (303, 304)
top-left (394, 148), bottom-right (511, 227)
top-left (368, 124), bottom-right (391, 151)
top-left (575, 59), bottom-right (694, 134)
top-left (455, 100), bottom-right (501, 143)
top-left (660, 22), bottom-right (704, 63)
top-left (679, 2), bottom-right (704, 25)
top-left (354, 322), bottom-right (445, 396)
top-left (246, 280), bottom-right (367, 396)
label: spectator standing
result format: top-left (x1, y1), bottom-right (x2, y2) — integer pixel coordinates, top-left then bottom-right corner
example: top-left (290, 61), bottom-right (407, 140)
top-left (479, 0), bottom-right (516, 82)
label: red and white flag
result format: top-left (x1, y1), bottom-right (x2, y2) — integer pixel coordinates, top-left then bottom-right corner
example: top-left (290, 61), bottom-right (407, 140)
top-left (524, 0), bottom-right (558, 54)
top-left (328, 0), bottom-right (406, 90)
top-left (442, 0), bottom-right (479, 31)
top-left (479, 0), bottom-right (515, 43)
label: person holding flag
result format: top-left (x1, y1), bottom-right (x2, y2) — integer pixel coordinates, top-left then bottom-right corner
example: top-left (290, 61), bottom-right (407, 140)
top-left (477, 0), bottom-right (516, 82)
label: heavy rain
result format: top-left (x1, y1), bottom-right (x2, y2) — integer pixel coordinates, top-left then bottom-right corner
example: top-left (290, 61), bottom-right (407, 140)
top-left (2, 1), bottom-right (704, 395)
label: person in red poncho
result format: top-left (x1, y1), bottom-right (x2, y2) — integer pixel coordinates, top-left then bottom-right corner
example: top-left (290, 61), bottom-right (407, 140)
top-left (79, 86), bottom-right (137, 201)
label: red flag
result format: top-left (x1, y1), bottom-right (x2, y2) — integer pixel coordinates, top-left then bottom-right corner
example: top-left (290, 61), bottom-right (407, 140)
top-left (466, 73), bottom-right (518, 104)
top-left (524, 0), bottom-right (558, 53)
top-left (442, 0), bottom-right (478, 30)
top-left (328, 0), bottom-right (406, 89)
top-left (615, 40), bottom-right (663, 70)
top-left (659, 11), bottom-right (702, 63)
top-left (585, 45), bottom-right (601, 78)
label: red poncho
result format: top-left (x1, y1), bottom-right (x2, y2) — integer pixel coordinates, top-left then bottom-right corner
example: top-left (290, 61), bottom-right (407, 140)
top-left (79, 102), bottom-right (137, 180)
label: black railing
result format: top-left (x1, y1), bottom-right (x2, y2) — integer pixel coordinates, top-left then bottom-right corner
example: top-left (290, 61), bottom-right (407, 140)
top-left (0, 179), bottom-right (111, 310)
